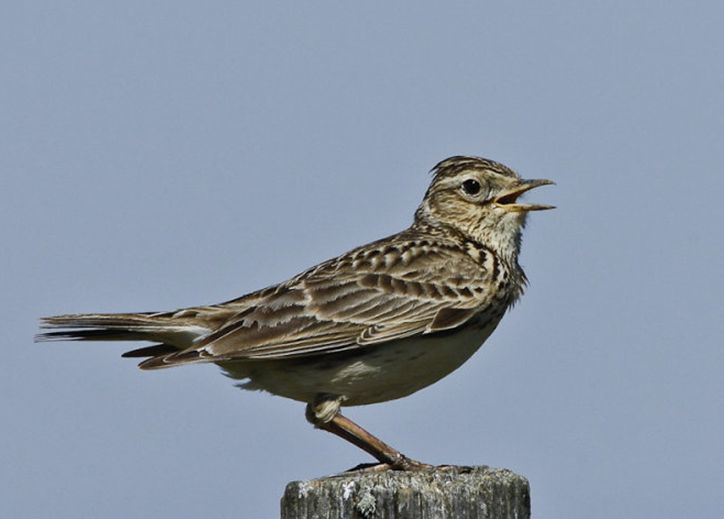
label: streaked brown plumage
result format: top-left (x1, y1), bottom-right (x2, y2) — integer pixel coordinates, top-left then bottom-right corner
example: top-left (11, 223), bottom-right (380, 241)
top-left (37, 156), bottom-right (553, 470)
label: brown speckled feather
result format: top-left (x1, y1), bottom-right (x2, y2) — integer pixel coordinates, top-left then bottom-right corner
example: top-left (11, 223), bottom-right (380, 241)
top-left (137, 230), bottom-right (500, 368)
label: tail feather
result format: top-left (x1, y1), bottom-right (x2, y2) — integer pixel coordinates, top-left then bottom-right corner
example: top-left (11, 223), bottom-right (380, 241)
top-left (36, 329), bottom-right (157, 342)
top-left (121, 344), bottom-right (180, 358)
top-left (36, 312), bottom-right (211, 352)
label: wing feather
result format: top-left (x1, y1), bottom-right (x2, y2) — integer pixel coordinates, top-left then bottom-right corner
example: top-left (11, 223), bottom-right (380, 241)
top-left (142, 236), bottom-right (493, 368)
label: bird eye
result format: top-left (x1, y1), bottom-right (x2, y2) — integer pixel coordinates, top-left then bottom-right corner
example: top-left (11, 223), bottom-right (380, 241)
top-left (461, 179), bottom-right (482, 196)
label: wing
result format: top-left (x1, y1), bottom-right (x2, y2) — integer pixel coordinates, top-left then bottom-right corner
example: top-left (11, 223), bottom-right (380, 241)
top-left (140, 235), bottom-right (493, 369)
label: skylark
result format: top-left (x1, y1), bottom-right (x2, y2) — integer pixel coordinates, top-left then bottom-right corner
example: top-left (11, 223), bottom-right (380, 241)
top-left (37, 156), bottom-right (553, 470)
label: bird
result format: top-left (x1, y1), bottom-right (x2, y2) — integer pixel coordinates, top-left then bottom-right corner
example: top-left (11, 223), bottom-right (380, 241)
top-left (36, 155), bottom-right (554, 471)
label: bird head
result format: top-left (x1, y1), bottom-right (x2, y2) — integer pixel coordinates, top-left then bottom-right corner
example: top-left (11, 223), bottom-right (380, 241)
top-left (415, 156), bottom-right (554, 262)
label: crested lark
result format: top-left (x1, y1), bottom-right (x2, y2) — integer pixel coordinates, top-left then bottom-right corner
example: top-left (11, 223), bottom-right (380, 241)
top-left (37, 156), bottom-right (553, 470)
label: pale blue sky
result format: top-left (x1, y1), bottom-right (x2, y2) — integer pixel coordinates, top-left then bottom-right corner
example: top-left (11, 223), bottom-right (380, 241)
top-left (3, 2), bottom-right (724, 518)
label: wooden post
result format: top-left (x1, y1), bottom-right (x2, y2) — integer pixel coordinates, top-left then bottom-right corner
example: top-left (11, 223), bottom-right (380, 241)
top-left (281, 466), bottom-right (530, 519)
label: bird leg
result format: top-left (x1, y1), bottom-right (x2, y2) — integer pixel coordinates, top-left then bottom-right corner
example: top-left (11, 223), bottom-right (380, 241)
top-left (305, 396), bottom-right (431, 471)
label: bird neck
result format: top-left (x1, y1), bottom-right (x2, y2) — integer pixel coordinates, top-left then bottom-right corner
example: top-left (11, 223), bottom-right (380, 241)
top-left (411, 211), bottom-right (524, 267)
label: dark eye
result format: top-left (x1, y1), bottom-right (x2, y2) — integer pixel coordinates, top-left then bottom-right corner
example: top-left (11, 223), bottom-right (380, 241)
top-left (462, 179), bottom-right (481, 196)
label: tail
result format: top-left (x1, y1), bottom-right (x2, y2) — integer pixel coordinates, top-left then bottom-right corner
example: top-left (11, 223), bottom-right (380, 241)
top-left (36, 312), bottom-right (211, 361)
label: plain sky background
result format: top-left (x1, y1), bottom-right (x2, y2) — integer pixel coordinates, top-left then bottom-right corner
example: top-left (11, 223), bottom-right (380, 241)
top-left (3, 2), bottom-right (723, 518)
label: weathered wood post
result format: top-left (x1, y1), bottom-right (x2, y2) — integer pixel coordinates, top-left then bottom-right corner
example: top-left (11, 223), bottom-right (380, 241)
top-left (281, 466), bottom-right (530, 519)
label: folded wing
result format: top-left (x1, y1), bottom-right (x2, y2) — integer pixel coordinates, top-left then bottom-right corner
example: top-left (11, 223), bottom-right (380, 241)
top-left (139, 237), bottom-right (492, 369)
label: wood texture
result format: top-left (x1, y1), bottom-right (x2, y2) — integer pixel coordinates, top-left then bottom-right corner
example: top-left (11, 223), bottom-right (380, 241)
top-left (281, 466), bottom-right (530, 519)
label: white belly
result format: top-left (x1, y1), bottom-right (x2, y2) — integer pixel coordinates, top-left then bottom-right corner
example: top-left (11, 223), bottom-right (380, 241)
top-left (221, 318), bottom-right (500, 406)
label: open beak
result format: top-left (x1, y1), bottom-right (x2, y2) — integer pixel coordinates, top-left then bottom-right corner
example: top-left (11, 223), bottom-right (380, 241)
top-left (494, 178), bottom-right (555, 212)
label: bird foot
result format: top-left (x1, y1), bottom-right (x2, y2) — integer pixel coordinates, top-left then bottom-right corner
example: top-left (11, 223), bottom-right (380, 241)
top-left (344, 461), bottom-right (475, 473)
top-left (433, 464), bottom-right (475, 473)
top-left (345, 456), bottom-right (433, 473)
